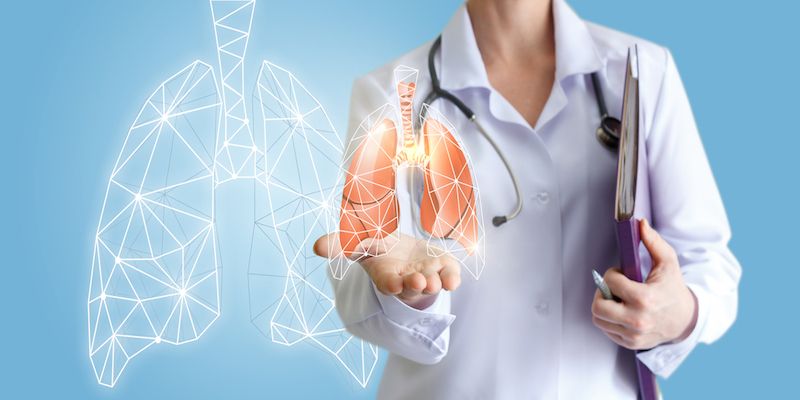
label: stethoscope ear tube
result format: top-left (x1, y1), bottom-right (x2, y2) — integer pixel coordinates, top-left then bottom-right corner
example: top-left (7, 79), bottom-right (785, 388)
top-left (425, 36), bottom-right (523, 227)
top-left (471, 117), bottom-right (523, 226)
top-left (424, 35), bottom-right (619, 228)
top-left (424, 37), bottom-right (478, 121)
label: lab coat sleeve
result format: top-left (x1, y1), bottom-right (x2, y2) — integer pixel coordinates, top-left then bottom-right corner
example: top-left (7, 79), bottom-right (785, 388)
top-left (636, 49), bottom-right (742, 378)
top-left (328, 75), bottom-right (456, 365)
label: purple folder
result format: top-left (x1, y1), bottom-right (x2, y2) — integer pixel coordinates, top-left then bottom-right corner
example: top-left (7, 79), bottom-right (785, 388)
top-left (617, 220), bottom-right (659, 400)
top-left (615, 46), bottom-right (660, 400)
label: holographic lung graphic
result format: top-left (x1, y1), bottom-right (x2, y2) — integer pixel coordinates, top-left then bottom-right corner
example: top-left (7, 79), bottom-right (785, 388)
top-left (248, 62), bottom-right (378, 386)
top-left (89, 0), bottom-right (488, 389)
top-left (338, 67), bottom-right (486, 279)
top-left (88, 0), bottom-right (377, 388)
top-left (212, 0), bottom-right (259, 183)
top-left (88, 60), bottom-right (222, 388)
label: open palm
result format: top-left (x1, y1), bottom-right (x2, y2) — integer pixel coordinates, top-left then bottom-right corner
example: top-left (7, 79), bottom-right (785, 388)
top-left (314, 233), bottom-right (461, 308)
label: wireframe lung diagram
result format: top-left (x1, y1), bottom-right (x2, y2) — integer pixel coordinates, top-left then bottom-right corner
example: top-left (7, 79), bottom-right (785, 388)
top-left (87, 0), bottom-right (484, 390)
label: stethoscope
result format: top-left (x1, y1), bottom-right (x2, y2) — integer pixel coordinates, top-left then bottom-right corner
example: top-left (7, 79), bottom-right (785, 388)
top-left (420, 36), bottom-right (622, 227)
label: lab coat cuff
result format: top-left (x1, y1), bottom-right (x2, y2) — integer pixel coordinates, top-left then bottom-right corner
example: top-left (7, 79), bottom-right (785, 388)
top-left (372, 282), bottom-right (456, 341)
top-left (637, 283), bottom-right (710, 378)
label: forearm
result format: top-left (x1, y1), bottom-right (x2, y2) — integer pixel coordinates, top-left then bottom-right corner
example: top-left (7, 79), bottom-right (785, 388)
top-left (330, 263), bottom-right (455, 364)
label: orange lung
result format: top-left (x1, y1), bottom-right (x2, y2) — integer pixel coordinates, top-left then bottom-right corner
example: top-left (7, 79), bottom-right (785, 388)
top-left (339, 119), bottom-right (399, 258)
top-left (420, 118), bottom-right (478, 254)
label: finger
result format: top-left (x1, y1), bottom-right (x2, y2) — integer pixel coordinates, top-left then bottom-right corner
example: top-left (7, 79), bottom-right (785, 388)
top-left (591, 289), bottom-right (633, 327)
top-left (416, 259), bottom-right (443, 294)
top-left (639, 218), bottom-right (675, 266)
top-left (399, 272), bottom-right (426, 299)
top-left (438, 258), bottom-right (462, 292)
top-left (313, 233), bottom-right (338, 259)
top-left (592, 315), bottom-right (630, 339)
top-left (603, 268), bottom-right (646, 305)
top-left (422, 269), bottom-right (442, 295)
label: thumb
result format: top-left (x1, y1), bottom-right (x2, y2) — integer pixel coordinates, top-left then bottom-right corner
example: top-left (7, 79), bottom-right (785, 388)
top-left (639, 218), bottom-right (676, 270)
top-left (313, 233), bottom-right (341, 259)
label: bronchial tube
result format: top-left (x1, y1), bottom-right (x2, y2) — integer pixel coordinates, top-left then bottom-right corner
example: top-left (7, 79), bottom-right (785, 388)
top-left (397, 81), bottom-right (416, 149)
top-left (210, 0), bottom-right (257, 181)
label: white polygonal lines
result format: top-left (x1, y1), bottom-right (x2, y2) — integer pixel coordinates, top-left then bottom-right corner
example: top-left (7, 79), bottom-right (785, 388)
top-left (393, 65), bottom-right (419, 149)
top-left (88, 60), bottom-right (221, 388)
top-left (211, 0), bottom-right (259, 183)
top-left (249, 61), bottom-right (378, 387)
top-left (254, 61), bottom-right (349, 278)
top-left (417, 105), bottom-right (486, 280)
top-left (337, 70), bottom-right (487, 280)
top-left (338, 104), bottom-right (401, 259)
top-left (90, 0), bottom-right (380, 389)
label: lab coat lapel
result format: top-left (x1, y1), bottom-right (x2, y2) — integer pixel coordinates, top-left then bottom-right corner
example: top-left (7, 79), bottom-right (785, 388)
top-left (535, 0), bottom-right (604, 130)
top-left (439, 5), bottom-right (490, 92)
top-left (553, 0), bottom-right (603, 81)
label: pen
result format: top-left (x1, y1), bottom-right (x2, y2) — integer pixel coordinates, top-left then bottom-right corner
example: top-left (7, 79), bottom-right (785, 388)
top-left (592, 269), bottom-right (617, 301)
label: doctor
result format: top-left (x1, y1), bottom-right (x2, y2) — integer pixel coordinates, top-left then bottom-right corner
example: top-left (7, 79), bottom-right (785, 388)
top-left (315, 0), bottom-right (741, 398)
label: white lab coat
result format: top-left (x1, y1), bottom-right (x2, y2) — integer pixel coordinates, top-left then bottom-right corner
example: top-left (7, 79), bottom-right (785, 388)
top-left (330, 1), bottom-right (741, 398)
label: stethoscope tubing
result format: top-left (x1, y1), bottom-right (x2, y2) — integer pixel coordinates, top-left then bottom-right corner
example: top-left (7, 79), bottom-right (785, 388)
top-left (422, 37), bottom-right (523, 227)
top-left (420, 35), bottom-right (619, 227)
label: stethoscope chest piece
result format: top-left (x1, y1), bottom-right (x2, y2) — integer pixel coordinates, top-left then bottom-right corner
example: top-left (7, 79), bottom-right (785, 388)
top-left (595, 115), bottom-right (621, 151)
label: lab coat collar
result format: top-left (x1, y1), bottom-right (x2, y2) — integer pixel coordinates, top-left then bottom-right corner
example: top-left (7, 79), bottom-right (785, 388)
top-left (439, 5), bottom-right (489, 91)
top-left (439, 0), bottom-right (604, 92)
top-left (553, 0), bottom-right (604, 79)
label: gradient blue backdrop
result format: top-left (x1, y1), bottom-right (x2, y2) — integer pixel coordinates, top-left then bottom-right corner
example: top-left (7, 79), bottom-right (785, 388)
top-left (2, 0), bottom-right (796, 398)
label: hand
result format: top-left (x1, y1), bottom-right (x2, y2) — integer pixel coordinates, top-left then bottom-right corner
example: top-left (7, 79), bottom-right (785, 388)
top-left (314, 233), bottom-right (462, 309)
top-left (591, 219), bottom-right (698, 350)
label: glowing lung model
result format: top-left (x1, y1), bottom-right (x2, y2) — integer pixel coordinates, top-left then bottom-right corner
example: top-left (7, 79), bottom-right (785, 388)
top-left (339, 66), bottom-right (485, 277)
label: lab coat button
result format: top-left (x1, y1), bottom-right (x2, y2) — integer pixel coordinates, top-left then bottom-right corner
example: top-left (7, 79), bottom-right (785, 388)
top-left (535, 301), bottom-right (550, 315)
top-left (536, 191), bottom-right (550, 204)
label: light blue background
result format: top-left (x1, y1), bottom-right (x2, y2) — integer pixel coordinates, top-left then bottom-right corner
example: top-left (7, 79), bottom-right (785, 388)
top-left (2, 0), bottom-right (796, 398)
